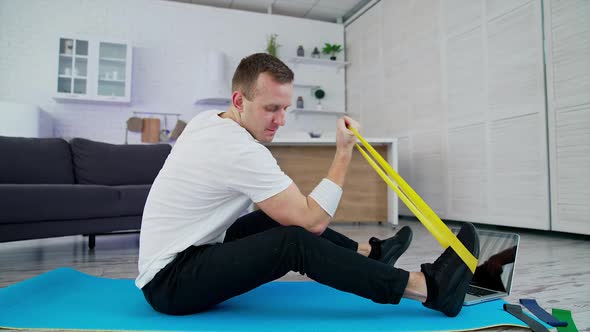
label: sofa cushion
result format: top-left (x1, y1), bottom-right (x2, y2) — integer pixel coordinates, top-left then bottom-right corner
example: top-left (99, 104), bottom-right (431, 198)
top-left (113, 185), bottom-right (152, 216)
top-left (0, 184), bottom-right (151, 224)
top-left (0, 136), bottom-right (74, 184)
top-left (70, 138), bottom-right (171, 185)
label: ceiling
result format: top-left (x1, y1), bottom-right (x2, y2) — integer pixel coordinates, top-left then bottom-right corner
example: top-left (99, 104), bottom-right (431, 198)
top-left (166, 0), bottom-right (370, 23)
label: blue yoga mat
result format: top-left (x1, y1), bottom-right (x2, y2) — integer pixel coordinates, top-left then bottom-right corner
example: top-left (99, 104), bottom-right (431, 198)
top-left (0, 268), bottom-right (550, 331)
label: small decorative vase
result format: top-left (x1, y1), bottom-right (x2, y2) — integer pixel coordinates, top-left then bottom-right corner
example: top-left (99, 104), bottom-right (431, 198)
top-left (297, 45), bottom-right (304, 57)
top-left (312, 47), bottom-right (320, 58)
top-left (297, 96), bottom-right (304, 109)
top-left (314, 88), bottom-right (325, 111)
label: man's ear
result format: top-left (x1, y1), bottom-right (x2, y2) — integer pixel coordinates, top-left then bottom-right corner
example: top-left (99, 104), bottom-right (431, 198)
top-left (232, 91), bottom-right (244, 111)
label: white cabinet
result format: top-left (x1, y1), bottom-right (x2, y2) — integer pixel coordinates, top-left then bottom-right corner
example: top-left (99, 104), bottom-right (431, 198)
top-left (54, 38), bottom-right (132, 105)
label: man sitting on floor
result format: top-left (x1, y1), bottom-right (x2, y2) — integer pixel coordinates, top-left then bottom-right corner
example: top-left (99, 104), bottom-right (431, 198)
top-left (136, 53), bottom-right (479, 318)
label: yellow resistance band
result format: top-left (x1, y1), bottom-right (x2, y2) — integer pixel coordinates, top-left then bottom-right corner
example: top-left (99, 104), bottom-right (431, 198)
top-left (348, 126), bottom-right (478, 273)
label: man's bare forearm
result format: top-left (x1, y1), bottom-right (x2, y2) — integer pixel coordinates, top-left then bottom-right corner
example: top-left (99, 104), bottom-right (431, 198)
top-left (327, 148), bottom-right (352, 187)
top-left (302, 148), bottom-right (352, 234)
top-left (304, 115), bottom-right (357, 234)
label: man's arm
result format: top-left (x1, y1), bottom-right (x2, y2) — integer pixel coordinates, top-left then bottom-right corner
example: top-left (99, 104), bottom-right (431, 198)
top-left (256, 116), bottom-right (359, 235)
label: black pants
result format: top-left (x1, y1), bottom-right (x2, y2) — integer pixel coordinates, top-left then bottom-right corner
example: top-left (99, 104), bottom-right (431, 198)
top-left (142, 210), bottom-right (410, 315)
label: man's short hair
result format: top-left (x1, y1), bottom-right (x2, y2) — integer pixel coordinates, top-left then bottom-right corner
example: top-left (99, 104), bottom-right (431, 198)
top-left (232, 53), bottom-right (294, 100)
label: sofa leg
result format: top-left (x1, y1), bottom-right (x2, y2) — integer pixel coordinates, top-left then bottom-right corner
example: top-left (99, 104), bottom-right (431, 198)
top-left (88, 235), bottom-right (96, 249)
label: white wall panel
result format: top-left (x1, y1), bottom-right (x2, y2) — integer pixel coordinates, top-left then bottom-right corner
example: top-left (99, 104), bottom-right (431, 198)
top-left (548, 0), bottom-right (590, 109)
top-left (443, 0), bottom-right (482, 37)
top-left (397, 136), bottom-right (412, 216)
top-left (486, 0), bottom-right (533, 20)
top-left (487, 1), bottom-right (545, 121)
top-left (545, 0), bottom-right (590, 235)
top-left (553, 108), bottom-right (590, 233)
top-left (346, 0), bottom-right (552, 231)
top-left (411, 130), bottom-right (447, 215)
top-left (488, 114), bottom-right (549, 228)
top-left (446, 28), bottom-right (485, 127)
top-left (447, 124), bottom-right (488, 220)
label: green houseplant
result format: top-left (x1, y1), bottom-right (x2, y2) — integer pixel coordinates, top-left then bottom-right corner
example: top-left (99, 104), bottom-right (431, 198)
top-left (313, 88), bottom-right (325, 110)
top-left (322, 43), bottom-right (342, 60)
top-left (266, 34), bottom-right (280, 57)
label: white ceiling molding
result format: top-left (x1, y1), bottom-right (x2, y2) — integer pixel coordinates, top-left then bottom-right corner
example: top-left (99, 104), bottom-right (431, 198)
top-left (166, 0), bottom-right (369, 23)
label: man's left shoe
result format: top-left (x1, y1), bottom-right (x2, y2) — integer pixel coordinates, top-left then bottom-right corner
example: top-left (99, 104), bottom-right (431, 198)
top-left (420, 222), bottom-right (480, 317)
top-left (368, 226), bottom-right (413, 266)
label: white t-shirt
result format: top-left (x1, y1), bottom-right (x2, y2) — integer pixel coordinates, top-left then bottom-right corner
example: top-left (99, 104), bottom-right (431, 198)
top-left (135, 110), bottom-right (293, 289)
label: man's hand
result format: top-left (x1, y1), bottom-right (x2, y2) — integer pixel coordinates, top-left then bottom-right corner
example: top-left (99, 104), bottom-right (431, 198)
top-left (336, 116), bottom-right (360, 152)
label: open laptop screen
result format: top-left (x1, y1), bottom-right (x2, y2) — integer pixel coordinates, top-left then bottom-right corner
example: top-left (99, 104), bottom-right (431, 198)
top-left (454, 229), bottom-right (520, 294)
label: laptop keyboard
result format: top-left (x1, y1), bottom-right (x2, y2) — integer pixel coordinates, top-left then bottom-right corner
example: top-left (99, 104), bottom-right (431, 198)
top-left (467, 285), bottom-right (496, 297)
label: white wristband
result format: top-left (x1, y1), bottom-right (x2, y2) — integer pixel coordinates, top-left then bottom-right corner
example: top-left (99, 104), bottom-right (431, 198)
top-left (309, 178), bottom-right (343, 217)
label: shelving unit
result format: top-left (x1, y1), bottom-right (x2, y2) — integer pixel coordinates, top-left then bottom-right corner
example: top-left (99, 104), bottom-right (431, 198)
top-left (54, 38), bottom-right (132, 104)
top-left (288, 56), bottom-right (348, 117)
top-left (287, 57), bottom-right (350, 70)
top-left (293, 83), bottom-right (320, 90)
top-left (291, 108), bottom-right (347, 115)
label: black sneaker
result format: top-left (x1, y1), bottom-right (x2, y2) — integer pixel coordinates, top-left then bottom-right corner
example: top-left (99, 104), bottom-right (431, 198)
top-left (421, 223), bottom-right (480, 317)
top-left (368, 226), bottom-right (413, 266)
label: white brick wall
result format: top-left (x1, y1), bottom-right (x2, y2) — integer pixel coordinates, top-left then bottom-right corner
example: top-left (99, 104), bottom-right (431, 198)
top-left (0, 0), bottom-right (345, 143)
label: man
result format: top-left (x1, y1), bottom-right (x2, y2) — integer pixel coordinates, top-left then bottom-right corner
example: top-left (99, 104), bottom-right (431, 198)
top-left (136, 53), bottom-right (479, 318)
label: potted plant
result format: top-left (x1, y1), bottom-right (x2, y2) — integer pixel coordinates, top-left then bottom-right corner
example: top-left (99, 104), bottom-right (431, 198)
top-left (322, 43), bottom-right (342, 60)
top-left (266, 34), bottom-right (280, 57)
top-left (313, 88), bottom-right (325, 110)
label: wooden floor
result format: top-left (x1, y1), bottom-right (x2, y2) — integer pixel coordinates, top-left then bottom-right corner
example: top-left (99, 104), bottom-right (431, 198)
top-left (0, 217), bottom-right (588, 331)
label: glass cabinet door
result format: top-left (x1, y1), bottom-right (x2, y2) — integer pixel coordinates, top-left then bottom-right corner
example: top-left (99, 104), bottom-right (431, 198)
top-left (97, 42), bottom-right (127, 97)
top-left (57, 38), bottom-right (88, 94)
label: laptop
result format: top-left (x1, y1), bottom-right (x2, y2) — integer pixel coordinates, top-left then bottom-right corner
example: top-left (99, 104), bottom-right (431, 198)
top-left (451, 228), bottom-right (521, 306)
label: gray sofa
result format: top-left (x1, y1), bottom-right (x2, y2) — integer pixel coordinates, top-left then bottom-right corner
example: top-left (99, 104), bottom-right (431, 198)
top-left (0, 136), bottom-right (171, 248)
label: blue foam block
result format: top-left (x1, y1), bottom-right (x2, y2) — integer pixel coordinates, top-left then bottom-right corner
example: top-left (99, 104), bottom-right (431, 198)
top-left (0, 268), bottom-right (550, 331)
